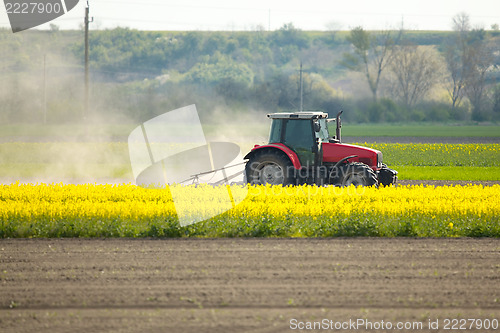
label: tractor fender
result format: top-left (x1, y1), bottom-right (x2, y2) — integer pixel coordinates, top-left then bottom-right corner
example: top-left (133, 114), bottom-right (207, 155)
top-left (332, 155), bottom-right (358, 169)
top-left (244, 143), bottom-right (302, 169)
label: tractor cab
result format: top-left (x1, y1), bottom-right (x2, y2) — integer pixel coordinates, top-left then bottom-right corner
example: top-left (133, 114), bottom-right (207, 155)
top-left (267, 111), bottom-right (342, 167)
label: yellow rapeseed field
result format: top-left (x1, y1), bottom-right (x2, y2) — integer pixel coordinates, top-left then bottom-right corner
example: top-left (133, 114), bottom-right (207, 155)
top-left (0, 183), bottom-right (499, 237)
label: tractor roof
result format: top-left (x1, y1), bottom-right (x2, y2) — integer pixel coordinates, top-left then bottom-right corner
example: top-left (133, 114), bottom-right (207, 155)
top-left (267, 111), bottom-right (328, 119)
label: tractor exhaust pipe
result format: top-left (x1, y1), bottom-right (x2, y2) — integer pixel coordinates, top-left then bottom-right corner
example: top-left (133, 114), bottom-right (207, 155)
top-left (336, 110), bottom-right (343, 143)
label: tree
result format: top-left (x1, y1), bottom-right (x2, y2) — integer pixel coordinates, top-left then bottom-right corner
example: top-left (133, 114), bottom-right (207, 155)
top-left (465, 33), bottom-right (494, 120)
top-left (183, 56), bottom-right (253, 88)
top-left (324, 21), bottom-right (343, 46)
top-left (493, 84), bottom-right (500, 116)
top-left (444, 13), bottom-right (471, 110)
top-left (202, 33), bottom-right (227, 56)
top-left (444, 13), bottom-right (495, 119)
top-left (341, 27), bottom-right (400, 101)
top-left (388, 44), bottom-right (443, 108)
top-left (271, 23), bottom-right (309, 49)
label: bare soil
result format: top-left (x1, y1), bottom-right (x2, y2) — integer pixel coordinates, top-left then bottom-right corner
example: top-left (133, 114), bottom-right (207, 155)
top-left (1, 238), bottom-right (499, 332)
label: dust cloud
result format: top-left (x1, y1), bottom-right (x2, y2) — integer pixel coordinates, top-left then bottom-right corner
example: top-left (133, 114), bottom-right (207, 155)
top-left (0, 30), bottom-right (272, 185)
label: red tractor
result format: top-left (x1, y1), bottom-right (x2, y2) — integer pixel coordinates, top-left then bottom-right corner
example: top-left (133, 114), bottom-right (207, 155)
top-left (244, 111), bottom-right (397, 186)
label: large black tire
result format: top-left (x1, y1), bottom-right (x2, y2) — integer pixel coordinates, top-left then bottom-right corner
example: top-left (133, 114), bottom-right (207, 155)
top-left (245, 151), bottom-right (294, 185)
top-left (378, 165), bottom-right (398, 186)
top-left (337, 162), bottom-right (378, 187)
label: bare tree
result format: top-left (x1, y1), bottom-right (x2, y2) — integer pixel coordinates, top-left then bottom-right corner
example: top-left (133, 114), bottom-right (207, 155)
top-left (325, 21), bottom-right (343, 45)
top-left (444, 13), bottom-right (472, 110)
top-left (444, 13), bottom-right (495, 113)
top-left (493, 84), bottom-right (500, 117)
top-left (444, 51), bottom-right (467, 110)
top-left (465, 33), bottom-right (494, 120)
top-left (341, 27), bottom-right (401, 101)
top-left (444, 13), bottom-right (495, 119)
top-left (389, 44), bottom-right (443, 108)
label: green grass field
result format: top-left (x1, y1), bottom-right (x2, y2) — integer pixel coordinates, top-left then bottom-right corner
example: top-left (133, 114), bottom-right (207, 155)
top-left (393, 166), bottom-right (500, 181)
top-left (0, 123), bottom-right (136, 139)
top-left (361, 143), bottom-right (500, 167)
top-left (343, 124), bottom-right (500, 137)
top-left (0, 142), bottom-right (499, 182)
top-left (0, 123), bottom-right (499, 182)
top-left (206, 123), bottom-right (500, 139)
top-left (1, 123), bottom-right (499, 140)
top-left (363, 143), bottom-right (500, 181)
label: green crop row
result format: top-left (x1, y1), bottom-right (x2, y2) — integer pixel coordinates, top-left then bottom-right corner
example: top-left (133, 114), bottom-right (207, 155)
top-left (394, 166), bottom-right (500, 181)
top-left (362, 143), bottom-right (500, 167)
top-left (3, 212), bottom-right (498, 238)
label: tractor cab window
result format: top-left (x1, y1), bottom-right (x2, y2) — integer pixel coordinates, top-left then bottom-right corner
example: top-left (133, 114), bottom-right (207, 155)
top-left (314, 119), bottom-right (329, 142)
top-left (283, 119), bottom-right (314, 151)
top-left (269, 119), bottom-right (283, 143)
top-left (283, 119), bottom-right (316, 166)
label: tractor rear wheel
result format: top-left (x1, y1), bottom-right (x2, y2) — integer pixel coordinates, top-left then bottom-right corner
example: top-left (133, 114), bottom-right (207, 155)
top-left (245, 151), bottom-right (294, 185)
top-left (337, 162), bottom-right (378, 187)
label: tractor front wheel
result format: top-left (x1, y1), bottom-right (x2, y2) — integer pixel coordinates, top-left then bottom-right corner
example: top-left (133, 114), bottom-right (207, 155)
top-left (245, 151), bottom-right (294, 185)
top-left (337, 162), bottom-right (378, 187)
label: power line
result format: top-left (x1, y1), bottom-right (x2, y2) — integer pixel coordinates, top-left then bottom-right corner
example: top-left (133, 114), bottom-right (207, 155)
top-left (93, 1), bottom-right (500, 20)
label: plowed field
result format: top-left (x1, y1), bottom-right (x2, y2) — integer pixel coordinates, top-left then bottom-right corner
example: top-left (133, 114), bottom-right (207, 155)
top-left (1, 238), bottom-right (499, 332)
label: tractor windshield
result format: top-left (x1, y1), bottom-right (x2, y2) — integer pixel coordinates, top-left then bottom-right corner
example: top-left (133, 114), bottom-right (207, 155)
top-left (315, 119), bottom-right (329, 142)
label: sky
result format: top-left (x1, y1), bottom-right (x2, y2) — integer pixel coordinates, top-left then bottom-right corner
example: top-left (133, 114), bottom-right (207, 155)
top-left (1, 0), bottom-right (500, 32)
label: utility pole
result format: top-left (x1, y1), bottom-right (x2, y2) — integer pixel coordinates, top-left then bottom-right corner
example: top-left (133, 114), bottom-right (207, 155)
top-left (299, 62), bottom-right (303, 112)
top-left (43, 54), bottom-right (47, 124)
top-left (84, 1), bottom-right (92, 120)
